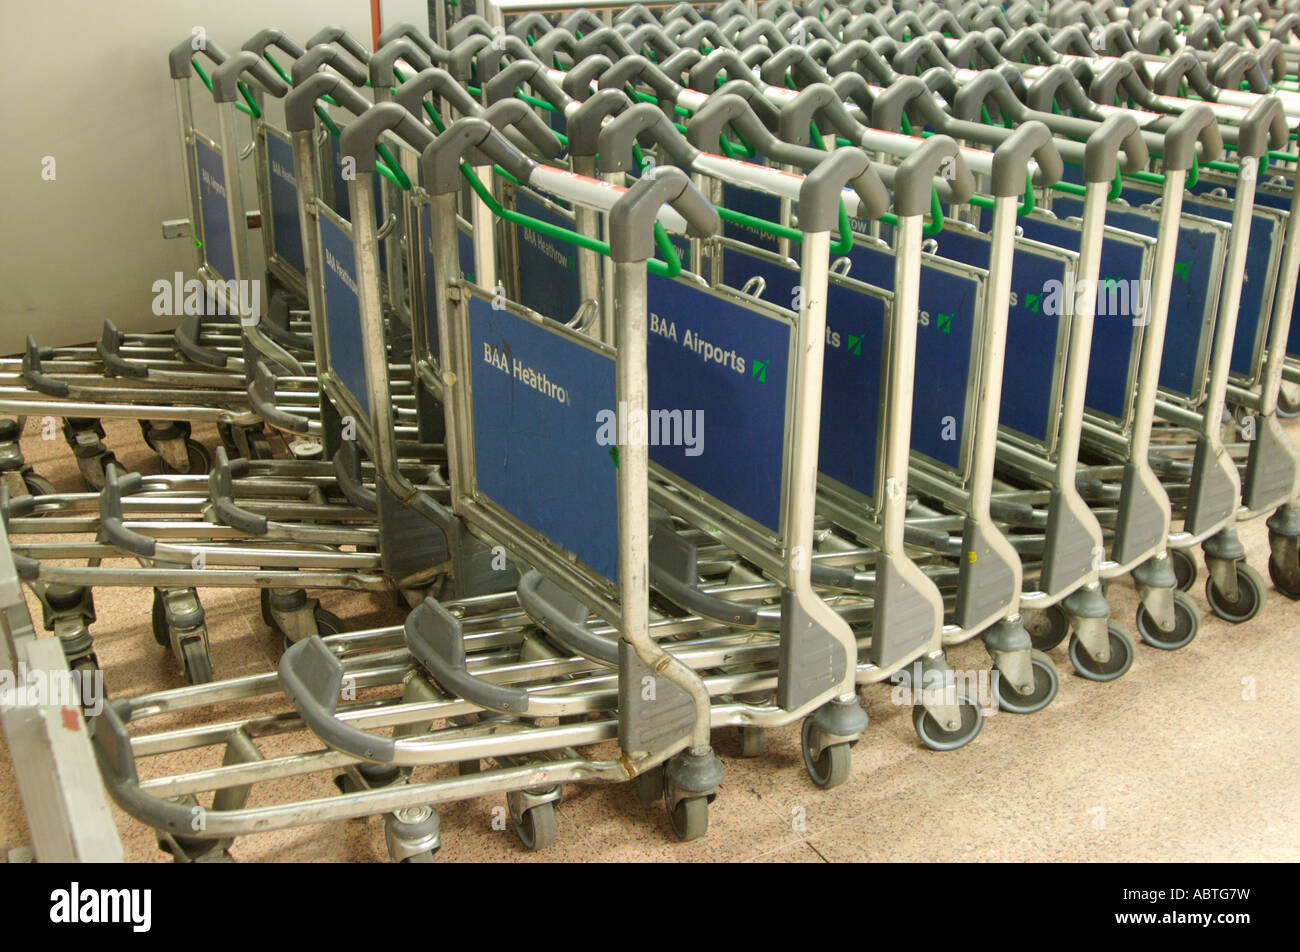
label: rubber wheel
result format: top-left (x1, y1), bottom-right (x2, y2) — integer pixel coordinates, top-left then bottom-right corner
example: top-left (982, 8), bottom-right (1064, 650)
top-left (180, 638), bottom-right (214, 685)
top-left (1068, 624), bottom-right (1134, 682)
top-left (1278, 384), bottom-right (1300, 418)
top-left (313, 607), bottom-right (345, 635)
top-left (667, 796), bottom-right (708, 841)
top-left (1205, 564), bottom-right (1265, 623)
top-left (1268, 554), bottom-right (1300, 599)
top-left (511, 801), bottom-right (557, 851)
top-left (911, 689), bottom-right (984, 751)
top-left (161, 439), bottom-right (211, 476)
top-left (991, 650), bottom-right (1059, 714)
top-left (738, 725), bottom-right (765, 758)
top-left (399, 850), bottom-right (438, 863)
top-left (22, 473), bottom-right (55, 496)
top-left (217, 423), bottom-right (242, 459)
top-left (801, 716), bottom-right (851, 788)
top-left (634, 767), bottom-right (664, 804)
top-left (1135, 591), bottom-right (1200, 650)
top-left (259, 589), bottom-right (274, 627)
top-left (150, 590), bottom-right (170, 647)
top-left (1169, 547), bottom-right (1197, 593)
top-left (248, 435), bottom-right (275, 460)
top-left (1023, 604), bottom-right (1070, 652)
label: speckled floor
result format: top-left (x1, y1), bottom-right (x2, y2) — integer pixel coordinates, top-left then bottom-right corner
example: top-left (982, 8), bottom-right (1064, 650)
top-left (1, 413), bottom-right (1297, 862)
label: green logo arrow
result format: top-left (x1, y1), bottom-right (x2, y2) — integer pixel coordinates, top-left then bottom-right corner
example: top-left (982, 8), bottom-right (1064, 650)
top-left (1174, 261), bottom-right (1189, 280)
top-left (936, 312), bottom-right (953, 334)
top-left (1025, 292), bottom-right (1040, 313)
top-left (609, 447), bottom-right (619, 468)
top-left (752, 359), bottom-right (769, 383)
top-left (847, 333), bottom-right (863, 355)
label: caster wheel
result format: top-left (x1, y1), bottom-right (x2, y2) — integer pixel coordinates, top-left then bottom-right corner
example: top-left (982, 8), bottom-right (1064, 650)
top-left (247, 434), bottom-right (274, 460)
top-left (150, 590), bottom-right (170, 647)
top-left (259, 589), bottom-right (273, 627)
top-left (738, 725), bottom-right (765, 758)
top-left (1267, 554), bottom-right (1300, 599)
top-left (217, 423), bottom-right (242, 458)
top-left (1169, 547), bottom-right (1197, 593)
top-left (510, 798), bottom-right (557, 851)
top-left (70, 654), bottom-right (99, 682)
top-left (22, 473), bottom-right (55, 496)
top-left (1135, 591), bottom-right (1200, 650)
top-left (1068, 623), bottom-right (1134, 682)
top-left (1205, 564), bottom-right (1265, 624)
top-left (1023, 604), bottom-right (1069, 652)
top-left (457, 760), bottom-right (480, 775)
top-left (991, 650), bottom-right (1059, 714)
top-left (313, 607), bottom-right (345, 636)
top-left (667, 795), bottom-right (709, 841)
top-left (800, 716), bottom-right (851, 788)
top-left (634, 766), bottom-right (664, 804)
top-left (1278, 383), bottom-right (1300, 418)
top-left (400, 850), bottom-right (439, 863)
top-left (180, 639), bottom-right (213, 684)
top-left (911, 689), bottom-right (984, 751)
top-left (161, 439), bottom-right (211, 476)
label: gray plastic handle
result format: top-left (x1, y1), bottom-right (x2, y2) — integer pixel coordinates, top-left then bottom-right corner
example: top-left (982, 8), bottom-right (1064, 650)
top-left (760, 45), bottom-right (834, 89)
top-left (21, 337), bottom-right (68, 397)
top-left (306, 25), bottom-right (371, 67)
top-left (658, 48), bottom-right (702, 82)
top-left (508, 12), bottom-right (554, 42)
top-left (285, 72), bottom-right (373, 132)
top-left (799, 146), bottom-right (890, 231)
top-left (1084, 112), bottom-right (1144, 183)
top-left (991, 120), bottom-right (1064, 196)
top-left (290, 45), bottom-right (368, 88)
top-left (169, 37), bottom-right (229, 80)
top-left (1185, 14), bottom-right (1225, 50)
top-left (531, 30), bottom-right (578, 71)
top-left (210, 50), bottom-right (289, 103)
top-left (242, 29), bottom-right (305, 65)
top-left (947, 31), bottom-right (1005, 69)
top-left (98, 321), bottom-right (148, 379)
top-left (598, 56), bottom-right (684, 116)
top-left (1162, 103), bottom-right (1224, 171)
top-left (248, 360), bottom-right (312, 435)
top-left (420, 116), bottom-right (539, 195)
top-left (893, 135), bottom-right (975, 214)
top-left (1215, 50), bottom-right (1270, 94)
top-left (1139, 17), bottom-right (1180, 54)
top-left (1236, 95), bottom-right (1287, 158)
top-left (393, 66), bottom-right (482, 121)
top-left (404, 599), bottom-right (531, 714)
top-left (597, 102), bottom-right (702, 174)
top-left (517, 570), bottom-right (617, 665)
top-left (610, 166), bottom-right (719, 263)
top-left (483, 59), bottom-right (574, 112)
top-left (375, 22), bottom-right (445, 62)
top-left (280, 637), bottom-right (396, 762)
top-left (825, 39), bottom-right (898, 84)
top-left (574, 26), bottom-right (637, 62)
top-left (1152, 49), bottom-right (1220, 99)
top-left (481, 98), bottom-right (564, 161)
top-left (560, 55), bottom-right (614, 102)
top-left (476, 35), bottom-right (545, 87)
top-left (685, 93), bottom-right (824, 167)
top-left (332, 439), bottom-right (377, 513)
top-left (567, 89), bottom-right (633, 158)
top-left (370, 37), bottom-right (433, 89)
top-left (892, 35), bottom-right (953, 77)
top-left (339, 101), bottom-right (433, 175)
top-left (777, 83), bottom-right (868, 147)
top-left (207, 447), bottom-right (267, 536)
top-left (100, 465), bottom-right (156, 557)
top-left (689, 48), bottom-right (765, 93)
top-left (174, 314), bottom-right (229, 368)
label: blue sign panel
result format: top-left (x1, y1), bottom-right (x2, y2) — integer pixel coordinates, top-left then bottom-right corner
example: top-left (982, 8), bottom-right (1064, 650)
top-left (265, 133), bottom-right (305, 276)
top-left (417, 205), bottom-right (479, 363)
top-left (514, 191), bottom-right (582, 321)
top-left (647, 275), bottom-right (790, 532)
top-left (819, 280), bottom-right (887, 500)
top-left (319, 214), bottom-right (369, 417)
top-left (929, 228), bottom-right (1067, 445)
top-left (195, 139), bottom-right (235, 282)
top-left (1012, 213), bottom-right (1144, 422)
top-left (1051, 194), bottom-right (1222, 401)
top-left (468, 295), bottom-right (618, 580)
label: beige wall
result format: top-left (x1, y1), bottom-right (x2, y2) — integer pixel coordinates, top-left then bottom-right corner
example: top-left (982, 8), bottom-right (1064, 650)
top-left (0, 0), bottom-right (427, 355)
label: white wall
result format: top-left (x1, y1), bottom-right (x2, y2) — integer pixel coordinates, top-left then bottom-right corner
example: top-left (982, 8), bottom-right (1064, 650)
top-left (0, 0), bottom-right (427, 355)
